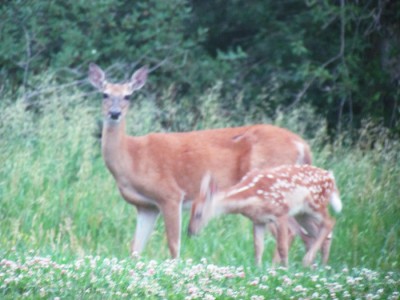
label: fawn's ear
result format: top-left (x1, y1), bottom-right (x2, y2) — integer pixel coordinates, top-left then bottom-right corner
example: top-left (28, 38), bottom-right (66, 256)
top-left (200, 172), bottom-right (218, 203)
top-left (129, 66), bottom-right (148, 91)
top-left (88, 63), bottom-right (106, 91)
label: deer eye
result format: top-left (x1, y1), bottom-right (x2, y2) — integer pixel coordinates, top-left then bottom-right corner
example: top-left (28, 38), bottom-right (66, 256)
top-left (124, 95), bottom-right (130, 100)
top-left (103, 93), bottom-right (109, 98)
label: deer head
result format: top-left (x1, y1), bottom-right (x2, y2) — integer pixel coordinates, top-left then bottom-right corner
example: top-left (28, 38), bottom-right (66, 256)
top-left (88, 63), bottom-right (148, 124)
top-left (188, 172), bottom-right (220, 236)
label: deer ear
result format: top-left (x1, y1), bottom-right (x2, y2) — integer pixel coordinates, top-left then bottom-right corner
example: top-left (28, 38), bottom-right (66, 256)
top-left (200, 172), bottom-right (212, 198)
top-left (129, 66), bottom-right (148, 91)
top-left (200, 172), bottom-right (218, 203)
top-left (88, 63), bottom-right (106, 90)
top-left (208, 176), bottom-right (218, 199)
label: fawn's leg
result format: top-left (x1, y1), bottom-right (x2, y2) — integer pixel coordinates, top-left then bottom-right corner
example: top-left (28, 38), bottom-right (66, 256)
top-left (321, 231), bottom-right (333, 264)
top-left (303, 214), bottom-right (335, 267)
top-left (253, 223), bottom-right (266, 266)
top-left (270, 220), bottom-right (296, 265)
top-left (275, 215), bottom-right (289, 267)
top-left (297, 215), bottom-right (333, 265)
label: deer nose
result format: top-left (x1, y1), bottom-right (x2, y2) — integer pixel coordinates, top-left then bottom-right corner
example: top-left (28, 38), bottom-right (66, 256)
top-left (109, 110), bottom-right (121, 120)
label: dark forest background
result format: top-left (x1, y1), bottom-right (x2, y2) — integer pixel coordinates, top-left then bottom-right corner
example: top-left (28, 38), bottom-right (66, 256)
top-left (1, 0), bottom-right (399, 136)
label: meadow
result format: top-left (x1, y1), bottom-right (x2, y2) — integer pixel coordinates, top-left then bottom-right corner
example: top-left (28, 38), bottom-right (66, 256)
top-left (0, 80), bottom-right (399, 299)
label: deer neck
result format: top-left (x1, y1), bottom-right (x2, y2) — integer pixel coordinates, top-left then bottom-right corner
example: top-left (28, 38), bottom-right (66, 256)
top-left (210, 193), bottom-right (238, 216)
top-left (101, 119), bottom-right (131, 176)
top-left (222, 193), bottom-right (257, 215)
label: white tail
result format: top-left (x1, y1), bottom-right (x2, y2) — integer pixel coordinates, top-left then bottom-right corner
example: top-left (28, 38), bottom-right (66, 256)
top-left (88, 63), bottom-right (314, 259)
top-left (330, 192), bottom-right (343, 213)
top-left (188, 165), bottom-right (342, 267)
top-left (328, 172), bottom-right (343, 213)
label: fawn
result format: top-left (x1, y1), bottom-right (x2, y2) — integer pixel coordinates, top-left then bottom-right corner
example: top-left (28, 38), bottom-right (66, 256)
top-left (188, 165), bottom-right (342, 267)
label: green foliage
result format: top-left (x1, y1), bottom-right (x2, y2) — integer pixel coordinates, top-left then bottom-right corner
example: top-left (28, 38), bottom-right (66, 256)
top-left (0, 0), bottom-right (205, 92)
top-left (1, 1), bottom-right (399, 134)
top-left (189, 0), bottom-right (400, 132)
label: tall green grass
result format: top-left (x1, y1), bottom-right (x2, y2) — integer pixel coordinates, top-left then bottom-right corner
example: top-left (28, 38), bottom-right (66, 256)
top-left (0, 79), bottom-right (399, 275)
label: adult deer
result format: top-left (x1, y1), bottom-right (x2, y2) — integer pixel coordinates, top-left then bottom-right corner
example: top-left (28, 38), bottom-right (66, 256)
top-left (88, 63), bottom-right (320, 259)
top-left (188, 165), bottom-right (342, 267)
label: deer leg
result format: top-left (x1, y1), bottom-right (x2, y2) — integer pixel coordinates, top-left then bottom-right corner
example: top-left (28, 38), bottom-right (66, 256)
top-left (275, 215), bottom-right (289, 267)
top-left (304, 219), bottom-right (333, 264)
top-left (297, 217), bottom-right (318, 256)
top-left (303, 215), bottom-right (335, 267)
top-left (253, 223), bottom-right (266, 267)
top-left (131, 206), bottom-right (160, 256)
top-left (268, 222), bottom-right (281, 265)
top-left (321, 231), bottom-right (333, 264)
top-left (162, 201), bottom-right (182, 258)
top-left (296, 215), bottom-right (333, 264)
top-left (269, 221), bottom-right (296, 265)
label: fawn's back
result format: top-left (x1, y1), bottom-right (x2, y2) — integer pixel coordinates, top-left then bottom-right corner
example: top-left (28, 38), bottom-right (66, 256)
top-left (224, 165), bottom-right (340, 222)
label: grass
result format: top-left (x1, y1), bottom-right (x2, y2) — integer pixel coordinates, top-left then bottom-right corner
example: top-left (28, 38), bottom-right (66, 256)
top-left (0, 81), bottom-right (399, 298)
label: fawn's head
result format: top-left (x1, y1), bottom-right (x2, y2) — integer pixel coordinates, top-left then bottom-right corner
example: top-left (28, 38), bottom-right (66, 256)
top-left (88, 63), bottom-right (148, 124)
top-left (188, 172), bottom-right (220, 236)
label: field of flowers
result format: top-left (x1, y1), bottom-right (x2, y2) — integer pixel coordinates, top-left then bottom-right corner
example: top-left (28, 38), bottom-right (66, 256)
top-left (1, 254), bottom-right (399, 299)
